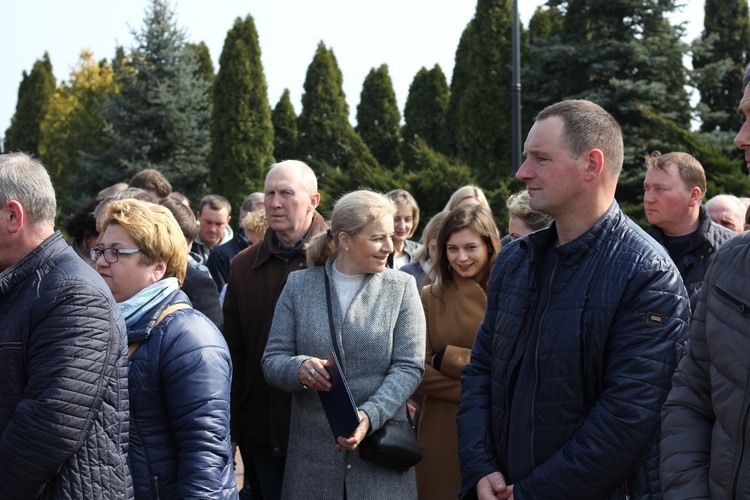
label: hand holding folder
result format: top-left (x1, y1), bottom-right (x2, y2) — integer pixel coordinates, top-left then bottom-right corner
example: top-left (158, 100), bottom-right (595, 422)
top-left (317, 351), bottom-right (360, 441)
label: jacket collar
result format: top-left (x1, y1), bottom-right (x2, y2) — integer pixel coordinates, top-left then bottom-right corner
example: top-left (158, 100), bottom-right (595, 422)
top-left (126, 289), bottom-right (189, 343)
top-left (251, 211), bottom-right (328, 269)
top-left (521, 200), bottom-right (621, 269)
top-left (0, 231), bottom-right (63, 294)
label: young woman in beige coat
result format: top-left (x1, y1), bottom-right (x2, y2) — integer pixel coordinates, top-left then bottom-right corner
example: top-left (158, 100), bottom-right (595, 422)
top-left (415, 204), bottom-right (501, 499)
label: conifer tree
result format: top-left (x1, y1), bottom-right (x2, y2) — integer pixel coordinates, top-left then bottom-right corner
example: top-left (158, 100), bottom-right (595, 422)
top-left (209, 14), bottom-right (274, 212)
top-left (355, 65), bottom-right (401, 169)
top-left (80, 0), bottom-right (212, 203)
top-left (40, 50), bottom-right (116, 216)
top-left (4, 52), bottom-right (56, 155)
top-left (401, 65), bottom-right (449, 168)
top-left (444, 0), bottom-right (515, 188)
top-left (272, 89), bottom-right (298, 161)
top-left (297, 42), bottom-right (385, 196)
top-left (186, 41), bottom-right (215, 83)
top-left (693, 0), bottom-right (750, 133)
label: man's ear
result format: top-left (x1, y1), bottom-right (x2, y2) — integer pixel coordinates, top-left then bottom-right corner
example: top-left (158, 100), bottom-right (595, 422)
top-left (309, 193), bottom-right (321, 211)
top-left (583, 149), bottom-right (605, 182)
top-left (5, 200), bottom-right (25, 234)
top-left (687, 187), bottom-right (703, 207)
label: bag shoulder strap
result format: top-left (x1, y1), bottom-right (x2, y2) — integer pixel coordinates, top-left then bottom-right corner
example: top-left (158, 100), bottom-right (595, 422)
top-left (323, 272), bottom-right (342, 360)
top-left (127, 302), bottom-right (191, 358)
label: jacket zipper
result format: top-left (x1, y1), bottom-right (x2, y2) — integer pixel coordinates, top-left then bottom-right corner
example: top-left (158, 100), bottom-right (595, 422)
top-left (152, 476), bottom-right (161, 500)
top-left (713, 284), bottom-right (750, 315)
top-left (530, 259), bottom-right (558, 467)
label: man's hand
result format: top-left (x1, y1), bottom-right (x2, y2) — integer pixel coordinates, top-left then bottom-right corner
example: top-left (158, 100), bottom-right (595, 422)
top-left (477, 472), bottom-right (514, 499)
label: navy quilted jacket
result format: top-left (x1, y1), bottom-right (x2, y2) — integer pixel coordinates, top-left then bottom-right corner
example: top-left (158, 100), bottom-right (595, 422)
top-left (127, 290), bottom-right (237, 499)
top-left (457, 203), bottom-right (690, 499)
top-left (0, 232), bottom-right (131, 499)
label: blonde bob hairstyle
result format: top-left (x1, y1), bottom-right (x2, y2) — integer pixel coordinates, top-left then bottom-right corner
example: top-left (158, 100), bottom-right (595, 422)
top-left (102, 199), bottom-right (188, 285)
top-left (307, 190), bottom-right (397, 268)
top-left (443, 185), bottom-right (491, 213)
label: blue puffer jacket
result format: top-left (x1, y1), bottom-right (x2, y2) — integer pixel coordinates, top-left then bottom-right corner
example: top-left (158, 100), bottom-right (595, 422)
top-left (0, 232), bottom-right (131, 499)
top-left (127, 290), bottom-right (238, 499)
top-left (457, 203), bottom-right (690, 499)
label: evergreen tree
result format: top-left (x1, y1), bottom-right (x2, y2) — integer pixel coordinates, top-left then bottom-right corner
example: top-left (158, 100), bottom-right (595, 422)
top-left (444, 0), bottom-right (515, 188)
top-left (209, 14), bottom-right (274, 212)
top-left (526, 0), bottom-right (691, 206)
top-left (186, 41), bottom-right (215, 83)
top-left (297, 42), bottom-right (384, 195)
top-left (39, 50), bottom-right (116, 217)
top-left (693, 0), bottom-right (750, 133)
top-left (80, 0), bottom-right (212, 202)
top-left (272, 89), bottom-right (298, 161)
top-left (4, 52), bottom-right (56, 155)
top-left (355, 64), bottom-right (401, 169)
top-left (401, 65), bottom-right (449, 168)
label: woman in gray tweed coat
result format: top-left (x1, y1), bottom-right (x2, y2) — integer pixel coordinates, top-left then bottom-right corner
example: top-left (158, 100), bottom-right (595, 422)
top-left (262, 190), bottom-right (426, 499)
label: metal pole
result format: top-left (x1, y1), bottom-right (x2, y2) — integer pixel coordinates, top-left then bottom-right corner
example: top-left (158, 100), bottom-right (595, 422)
top-left (511, 0), bottom-right (522, 174)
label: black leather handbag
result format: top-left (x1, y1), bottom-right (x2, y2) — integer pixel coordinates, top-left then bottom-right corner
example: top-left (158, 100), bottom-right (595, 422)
top-left (324, 272), bottom-right (424, 472)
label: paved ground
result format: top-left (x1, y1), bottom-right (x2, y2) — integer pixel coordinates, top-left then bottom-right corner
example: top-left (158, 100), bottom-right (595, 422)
top-left (234, 447), bottom-right (245, 493)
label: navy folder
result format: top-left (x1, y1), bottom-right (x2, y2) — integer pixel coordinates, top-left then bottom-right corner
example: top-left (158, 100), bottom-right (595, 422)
top-left (317, 351), bottom-right (360, 441)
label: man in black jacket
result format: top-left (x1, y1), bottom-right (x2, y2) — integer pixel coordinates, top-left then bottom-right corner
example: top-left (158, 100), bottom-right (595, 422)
top-left (0, 153), bottom-right (131, 499)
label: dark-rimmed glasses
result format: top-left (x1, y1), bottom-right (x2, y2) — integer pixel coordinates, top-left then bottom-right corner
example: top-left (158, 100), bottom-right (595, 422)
top-left (89, 246), bottom-right (141, 264)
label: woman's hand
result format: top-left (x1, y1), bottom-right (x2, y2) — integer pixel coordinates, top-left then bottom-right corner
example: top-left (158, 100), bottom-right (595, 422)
top-left (336, 410), bottom-right (370, 451)
top-left (299, 357), bottom-right (332, 391)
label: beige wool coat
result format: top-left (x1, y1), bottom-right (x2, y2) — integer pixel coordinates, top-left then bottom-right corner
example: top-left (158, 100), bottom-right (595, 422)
top-left (416, 275), bottom-right (487, 500)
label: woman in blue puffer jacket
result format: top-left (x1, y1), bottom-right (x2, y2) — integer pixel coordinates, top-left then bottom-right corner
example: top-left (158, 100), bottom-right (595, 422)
top-left (93, 199), bottom-right (238, 499)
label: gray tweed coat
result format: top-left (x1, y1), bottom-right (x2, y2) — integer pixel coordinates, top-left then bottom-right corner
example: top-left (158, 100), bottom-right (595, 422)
top-left (262, 259), bottom-right (426, 499)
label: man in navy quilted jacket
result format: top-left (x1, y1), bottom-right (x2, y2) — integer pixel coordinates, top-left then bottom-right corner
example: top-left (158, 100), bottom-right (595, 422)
top-left (457, 100), bottom-right (690, 499)
top-left (0, 152), bottom-right (131, 499)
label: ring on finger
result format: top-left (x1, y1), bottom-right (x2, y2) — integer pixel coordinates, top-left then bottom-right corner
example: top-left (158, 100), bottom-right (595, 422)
top-left (309, 368), bottom-right (316, 377)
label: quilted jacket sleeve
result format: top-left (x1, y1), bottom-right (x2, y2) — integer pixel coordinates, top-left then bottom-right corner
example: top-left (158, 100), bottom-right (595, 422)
top-left (160, 311), bottom-right (233, 498)
top-left (0, 276), bottom-right (118, 497)
top-left (456, 263), bottom-right (505, 497)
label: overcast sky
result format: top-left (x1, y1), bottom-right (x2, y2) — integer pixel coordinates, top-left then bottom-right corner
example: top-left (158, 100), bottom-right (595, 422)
top-left (1, 0), bottom-right (706, 140)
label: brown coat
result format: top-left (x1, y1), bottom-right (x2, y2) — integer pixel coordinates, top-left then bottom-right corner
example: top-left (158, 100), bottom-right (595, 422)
top-left (222, 212), bottom-right (327, 456)
top-left (416, 275), bottom-right (487, 499)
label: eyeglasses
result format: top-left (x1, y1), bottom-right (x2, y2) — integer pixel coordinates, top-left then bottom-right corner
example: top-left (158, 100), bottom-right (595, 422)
top-left (89, 246), bottom-right (141, 263)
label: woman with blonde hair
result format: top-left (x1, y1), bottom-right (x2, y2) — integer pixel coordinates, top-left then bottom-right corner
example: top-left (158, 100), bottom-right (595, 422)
top-left (443, 184), bottom-right (491, 212)
top-left (415, 204), bottom-right (501, 499)
top-left (400, 211), bottom-right (448, 289)
top-left (262, 190), bottom-right (426, 499)
top-left (386, 189), bottom-right (422, 270)
top-left (93, 199), bottom-right (237, 499)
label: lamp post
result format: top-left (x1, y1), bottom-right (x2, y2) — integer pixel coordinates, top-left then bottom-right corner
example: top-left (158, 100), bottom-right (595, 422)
top-left (511, 0), bottom-right (522, 173)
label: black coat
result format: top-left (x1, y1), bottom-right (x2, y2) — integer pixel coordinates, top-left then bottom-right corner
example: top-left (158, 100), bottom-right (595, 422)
top-left (182, 263), bottom-right (223, 331)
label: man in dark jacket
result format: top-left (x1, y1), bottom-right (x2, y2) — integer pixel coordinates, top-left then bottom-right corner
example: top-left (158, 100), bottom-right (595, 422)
top-left (643, 151), bottom-right (735, 309)
top-left (223, 160), bottom-right (327, 500)
top-left (207, 192), bottom-right (264, 291)
top-left (660, 63), bottom-right (750, 499)
top-left (456, 101), bottom-right (690, 499)
top-left (0, 152), bottom-right (131, 499)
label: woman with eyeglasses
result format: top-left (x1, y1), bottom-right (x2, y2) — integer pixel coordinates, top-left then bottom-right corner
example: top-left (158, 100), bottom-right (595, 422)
top-left (92, 199), bottom-right (238, 499)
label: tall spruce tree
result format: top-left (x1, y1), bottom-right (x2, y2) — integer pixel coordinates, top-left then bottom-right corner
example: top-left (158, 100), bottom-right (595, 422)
top-left (693, 0), bottom-right (750, 133)
top-left (272, 89), bottom-right (298, 161)
top-left (355, 65), bottom-right (401, 169)
top-left (444, 0), bottom-right (515, 188)
top-left (40, 50), bottom-right (116, 217)
top-left (297, 42), bottom-right (389, 197)
top-left (4, 52), bottom-right (56, 155)
top-left (401, 65), bottom-right (449, 168)
top-left (81, 0), bottom-right (212, 202)
top-left (209, 14), bottom-right (274, 212)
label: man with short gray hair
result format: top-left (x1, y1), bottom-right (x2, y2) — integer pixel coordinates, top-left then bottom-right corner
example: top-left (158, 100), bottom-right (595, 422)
top-left (0, 152), bottom-right (131, 498)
